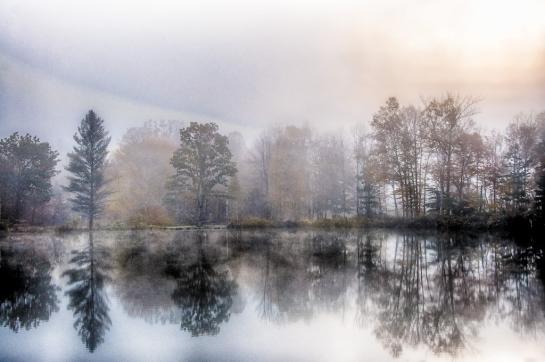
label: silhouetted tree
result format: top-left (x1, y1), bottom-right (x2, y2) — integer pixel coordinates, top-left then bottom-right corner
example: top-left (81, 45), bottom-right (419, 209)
top-left (65, 110), bottom-right (111, 229)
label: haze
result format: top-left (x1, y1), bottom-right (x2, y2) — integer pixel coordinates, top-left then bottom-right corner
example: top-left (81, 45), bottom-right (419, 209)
top-left (1, 0), bottom-right (544, 154)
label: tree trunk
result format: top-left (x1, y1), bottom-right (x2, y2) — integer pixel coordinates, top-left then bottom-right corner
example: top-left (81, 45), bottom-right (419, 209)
top-left (197, 192), bottom-right (206, 226)
top-left (392, 181), bottom-right (398, 217)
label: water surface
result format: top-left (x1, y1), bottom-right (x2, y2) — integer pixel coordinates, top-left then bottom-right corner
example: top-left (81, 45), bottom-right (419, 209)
top-left (1, 229), bottom-right (544, 361)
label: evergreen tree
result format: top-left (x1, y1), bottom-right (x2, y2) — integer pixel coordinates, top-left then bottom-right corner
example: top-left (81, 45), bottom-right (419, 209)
top-left (65, 110), bottom-right (111, 229)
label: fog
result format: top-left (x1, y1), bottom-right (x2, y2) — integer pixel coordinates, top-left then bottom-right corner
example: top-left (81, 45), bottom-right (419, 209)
top-left (1, 0), bottom-right (545, 157)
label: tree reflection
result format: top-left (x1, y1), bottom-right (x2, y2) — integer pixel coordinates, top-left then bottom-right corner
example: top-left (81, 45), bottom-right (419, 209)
top-left (0, 246), bottom-right (59, 332)
top-left (113, 232), bottom-right (179, 324)
top-left (94, 229), bottom-right (545, 358)
top-left (500, 244), bottom-right (545, 334)
top-left (371, 234), bottom-right (484, 357)
top-left (359, 231), bottom-right (545, 358)
top-left (250, 229), bottom-right (545, 359)
top-left (255, 231), bottom-right (354, 323)
top-left (166, 232), bottom-right (237, 336)
top-left (356, 231), bottom-right (387, 328)
top-left (63, 232), bottom-right (111, 352)
top-left (308, 233), bottom-right (349, 313)
top-left (257, 240), bottom-right (312, 323)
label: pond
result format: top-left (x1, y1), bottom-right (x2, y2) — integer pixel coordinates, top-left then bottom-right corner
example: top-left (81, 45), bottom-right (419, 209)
top-left (0, 229), bottom-right (544, 361)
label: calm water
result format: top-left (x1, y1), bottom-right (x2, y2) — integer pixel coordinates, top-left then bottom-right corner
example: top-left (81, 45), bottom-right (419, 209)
top-left (1, 229), bottom-right (544, 361)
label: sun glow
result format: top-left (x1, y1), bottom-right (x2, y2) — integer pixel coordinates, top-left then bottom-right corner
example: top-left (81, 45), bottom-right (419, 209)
top-left (352, 0), bottom-right (545, 57)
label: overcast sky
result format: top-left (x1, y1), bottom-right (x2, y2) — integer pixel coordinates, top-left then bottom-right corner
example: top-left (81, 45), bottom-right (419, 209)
top-left (1, 0), bottom-right (544, 156)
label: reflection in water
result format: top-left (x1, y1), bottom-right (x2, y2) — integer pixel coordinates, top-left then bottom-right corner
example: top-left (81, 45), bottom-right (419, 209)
top-left (1, 229), bottom-right (545, 360)
top-left (356, 232), bottom-right (545, 358)
top-left (355, 231), bottom-right (385, 329)
top-left (246, 230), bottom-right (545, 359)
top-left (166, 232), bottom-right (237, 336)
top-left (257, 232), bottom-right (355, 323)
top-left (0, 245), bottom-right (59, 332)
top-left (114, 231), bottom-right (238, 336)
top-left (63, 232), bottom-right (111, 352)
top-left (371, 234), bottom-right (468, 357)
top-left (114, 232), bottom-right (179, 324)
top-left (257, 240), bottom-right (306, 323)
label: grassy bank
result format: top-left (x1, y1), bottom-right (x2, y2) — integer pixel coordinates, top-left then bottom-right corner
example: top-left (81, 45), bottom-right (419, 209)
top-left (0, 213), bottom-right (538, 235)
top-left (227, 214), bottom-right (532, 232)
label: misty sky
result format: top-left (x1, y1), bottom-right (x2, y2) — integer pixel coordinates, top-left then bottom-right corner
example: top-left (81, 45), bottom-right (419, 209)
top-left (1, 0), bottom-right (544, 156)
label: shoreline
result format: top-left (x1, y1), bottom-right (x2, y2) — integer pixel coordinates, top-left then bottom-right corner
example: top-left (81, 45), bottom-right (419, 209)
top-left (0, 214), bottom-right (539, 236)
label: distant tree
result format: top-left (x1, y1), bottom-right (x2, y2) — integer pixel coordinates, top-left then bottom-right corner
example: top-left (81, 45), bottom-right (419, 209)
top-left (354, 128), bottom-right (383, 217)
top-left (227, 175), bottom-right (242, 223)
top-left (533, 116), bottom-right (545, 226)
top-left (535, 167), bottom-right (545, 226)
top-left (372, 98), bottom-right (430, 218)
top-left (452, 131), bottom-right (486, 214)
top-left (65, 110), bottom-right (111, 229)
top-left (226, 132), bottom-right (251, 221)
top-left (0, 133), bottom-right (59, 223)
top-left (106, 121), bottom-right (181, 225)
top-left (247, 132), bottom-right (273, 218)
top-left (311, 134), bottom-right (354, 218)
top-left (163, 175), bottom-right (197, 224)
top-left (268, 126), bottom-right (312, 220)
top-left (168, 122), bottom-right (237, 225)
top-left (483, 132), bottom-right (505, 213)
top-left (423, 94), bottom-right (478, 215)
top-left (503, 114), bottom-right (538, 213)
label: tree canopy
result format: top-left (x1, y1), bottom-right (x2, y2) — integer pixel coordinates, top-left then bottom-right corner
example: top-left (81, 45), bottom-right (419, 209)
top-left (168, 122), bottom-right (237, 225)
top-left (0, 132), bottom-right (59, 223)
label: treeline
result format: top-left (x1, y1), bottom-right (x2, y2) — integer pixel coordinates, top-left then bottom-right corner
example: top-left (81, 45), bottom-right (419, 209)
top-left (0, 94), bottom-right (544, 230)
top-left (355, 96), bottom-right (545, 228)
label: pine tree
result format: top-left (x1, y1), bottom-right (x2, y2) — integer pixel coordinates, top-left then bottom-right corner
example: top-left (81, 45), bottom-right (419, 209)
top-left (65, 110), bottom-right (111, 229)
